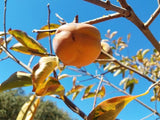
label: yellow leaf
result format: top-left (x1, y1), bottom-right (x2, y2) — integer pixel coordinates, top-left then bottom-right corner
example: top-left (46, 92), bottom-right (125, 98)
top-left (58, 74), bottom-right (70, 80)
top-left (87, 91), bottom-right (148, 120)
top-left (36, 24), bottom-right (60, 40)
top-left (66, 85), bottom-right (84, 96)
top-left (98, 85), bottom-right (106, 99)
top-left (10, 43), bottom-right (48, 56)
top-left (16, 95), bottom-right (40, 120)
top-left (0, 72), bottom-right (32, 92)
top-left (35, 77), bottom-right (65, 96)
top-left (8, 29), bottom-right (47, 55)
top-left (32, 56), bottom-right (58, 92)
top-left (82, 92), bottom-right (95, 100)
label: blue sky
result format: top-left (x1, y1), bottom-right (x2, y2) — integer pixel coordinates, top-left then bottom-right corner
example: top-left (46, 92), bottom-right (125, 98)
top-left (0, 0), bottom-right (160, 120)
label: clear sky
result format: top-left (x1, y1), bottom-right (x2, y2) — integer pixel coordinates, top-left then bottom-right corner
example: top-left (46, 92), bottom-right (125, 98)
top-left (0, 0), bottom-right (160, 120)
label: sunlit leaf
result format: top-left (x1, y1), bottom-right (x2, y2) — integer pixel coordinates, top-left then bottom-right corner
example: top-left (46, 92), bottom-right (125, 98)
top-left (8, 29), bottom-right (47, 55)
top-left (10, 43), bottom-right (48, 56)
top-left (35, 77), bottom-right (65, 96)
top-left (16, 95), bottom-right (40, 120)
top-left (119, 77), bottom-right (129, 86)
top-left (73, 77), bottom-right (77, 88)
top-left (0, 71), bottom-right (32, 92)
top-left (66, 85), bottom-right (84, 96)
top-left (87, 91), bottom-right (149, 120)
top-left (136, 49), bottom-right (143, 62)
top-left (72, 91), bottom-right (80, 100)
top-left (98, 85), bottom-right (106, 99)
top-left (58, 74), bottom-right (70, 80)
top-left (114, 69), bottom-right (122, 77)
top-left (127, 33), bottom-right (131, 43)
top-left (36, 24), bottom-right (60, 40)
top-left (84, 84), bottom-right (95, 95)
top-left (110, 31), bottom-right (117, 39)
top-left (130, 64), bottom-right (138, 75)
top-left (82, 92), bottom-right (96, 100)
top-left (142, 49), bottom-right (150, 58)
top-left (32, 56), bottom-right (58, 92)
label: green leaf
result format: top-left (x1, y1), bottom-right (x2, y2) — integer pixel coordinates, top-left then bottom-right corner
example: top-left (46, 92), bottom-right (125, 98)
top-left (36, 24), bottom-right (60, 40)
top-left (16, 95), bottom-right (40, 120)
top-left (0, 72), bottom-right (32, 92)
top-left (8, 29), bottom-right (47, 55)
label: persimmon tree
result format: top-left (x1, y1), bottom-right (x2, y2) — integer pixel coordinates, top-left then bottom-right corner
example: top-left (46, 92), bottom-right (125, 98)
top-left (0, 0), bottom-right (160, 120)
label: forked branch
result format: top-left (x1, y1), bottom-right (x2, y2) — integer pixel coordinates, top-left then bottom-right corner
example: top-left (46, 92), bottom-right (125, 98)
top-left (84, 0), bottom-right (160, 53)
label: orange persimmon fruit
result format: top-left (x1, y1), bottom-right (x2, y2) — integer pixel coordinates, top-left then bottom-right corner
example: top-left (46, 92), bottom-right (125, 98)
top-left (53, 23), bottom-right (101, 68)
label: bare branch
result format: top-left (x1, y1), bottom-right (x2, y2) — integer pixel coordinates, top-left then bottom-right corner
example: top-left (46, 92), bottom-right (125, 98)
top-left (0, 56), bottom-right (9, 62)
top-left (4, 0), bottom-right (7, 48)
top-left (118, 0), bottom-right (130, 9)
top-left (62, 95), bottom-right (87, 120)
top-left (101, 49), bottom-right (156, 83)
top-left (93, 75), bottom-right (103, 109)
top-left (28, 55), bottom-right (35, 67)
top-left (32, 29), bottom-right (57, 33)
top-left (84, 0), bottom-right (160, 55)
top-left (33, 13), bottom-right (122, 34)
top-left (0, 45), bottom-right (32, 72)
top-left (47, 3), bottom-right (53, 54)
top-left (84, 0), bottom-right (130, 17)
top-left (83, 12), bottom-right (123, 24)
top-left (158, 0), bottom-right (160, 5)
top-left (145, 6), bottom-right (160, 27)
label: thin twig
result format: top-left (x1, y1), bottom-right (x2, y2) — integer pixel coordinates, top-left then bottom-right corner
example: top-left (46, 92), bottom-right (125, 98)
top-left (32, 29), bottom-right (57, 33)
top-left (0, 45), bottom-right (32, 73)
top-left (4, 0), bottom-right (7, 48)
top-left (32, 13), bottom-right (122, 33)
top-left (145, 6), bottom-right (160, 27)
top-left (93, 75), bottom-right (103, 109)
top-left (0, 56), bottom-right (9, 62)
top-left (140, 113), bottom-right (155, 120)
top-left (83, 12), bottom-right (123, 24)
top-left (28, 55), bottom-right (35, 67)
top-left (84, 0), bottom-right (130, 17)
top-left (47, 3), bottom-right (53, 54)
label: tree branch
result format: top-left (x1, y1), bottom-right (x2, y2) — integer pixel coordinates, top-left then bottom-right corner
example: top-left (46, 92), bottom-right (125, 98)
top-left (83, 12), bottom-right (123, 24)
top-left (145, 5), bottom-right (160, 27)
top-left (3, 0), bottom-right (7, 48)
top-left (93, 75), bottom-right (103, 109)
top-left (84, 0), bottom-right (160, 53)
top-left (0, 45), bottom-right (32, 73)
top-left (47, 3), bottom-right (53, 54)
top-left (101, 49), bottom-right (156, 83)
top-left (84, 0), bottom-right (130, 17)
top-left (62, 95), bottom-right (87, 120)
